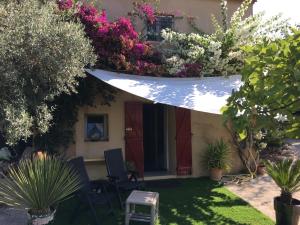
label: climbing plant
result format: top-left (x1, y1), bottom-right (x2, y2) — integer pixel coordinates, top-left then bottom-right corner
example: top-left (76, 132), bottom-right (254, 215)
top-left (35, 75), bottom-right (116, 153)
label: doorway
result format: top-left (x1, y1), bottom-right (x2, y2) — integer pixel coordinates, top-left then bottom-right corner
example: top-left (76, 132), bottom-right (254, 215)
top-left (143, 103), bottom-right (167, 172)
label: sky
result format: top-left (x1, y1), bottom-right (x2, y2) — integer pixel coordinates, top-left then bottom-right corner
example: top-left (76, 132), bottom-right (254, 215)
top-left (253, 0), bottom-right (300, 25)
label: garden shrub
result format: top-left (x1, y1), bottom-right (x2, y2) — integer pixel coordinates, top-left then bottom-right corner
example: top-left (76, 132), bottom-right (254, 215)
top-left (0, 0), bottom-right (96, 146)
top-left (222, 29), bottom-right (300, 176)
top-left (161, 0), bottom-right (289, 77)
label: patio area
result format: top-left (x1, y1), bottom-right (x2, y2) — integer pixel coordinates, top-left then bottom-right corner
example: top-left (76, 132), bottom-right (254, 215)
top-left (49, 178), bottom-right (273, 225)
top-left (226, 174), bottom-right (300, 221)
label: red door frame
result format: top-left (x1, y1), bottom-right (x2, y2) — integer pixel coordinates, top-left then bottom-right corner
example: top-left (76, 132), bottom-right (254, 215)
top-left (124, 102), bottom-right (144, 177)
top-left (175, 107), bottom-right (192, 176)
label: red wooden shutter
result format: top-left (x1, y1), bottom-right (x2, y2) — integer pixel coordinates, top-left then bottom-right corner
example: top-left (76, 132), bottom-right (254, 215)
top-left (175, 107), bottom-right (192, 176)
top-left (124, 102), bottom-right (144, 177)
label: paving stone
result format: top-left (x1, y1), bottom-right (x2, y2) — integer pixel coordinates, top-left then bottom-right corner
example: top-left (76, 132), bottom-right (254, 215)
top-left (0, 207), bottom-right (28, 225)
top-left (226, 174), bottom-right (300, 221)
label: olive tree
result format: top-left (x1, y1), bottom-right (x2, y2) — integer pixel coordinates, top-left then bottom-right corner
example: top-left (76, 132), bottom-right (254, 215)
top-left (0, 0), bottom-right (96, 146)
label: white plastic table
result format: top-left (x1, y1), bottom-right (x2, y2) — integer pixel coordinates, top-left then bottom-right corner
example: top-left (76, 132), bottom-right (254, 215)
top-left (125, 190), bottom-right (159, 225)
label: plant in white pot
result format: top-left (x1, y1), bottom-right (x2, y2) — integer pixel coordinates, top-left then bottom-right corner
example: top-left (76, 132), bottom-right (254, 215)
top-left (204, 139), bottom-right (231, 181)
top-left (0, 152), bottom-right (81, 225)
top-left (265, 159), bottom-right (300, 225)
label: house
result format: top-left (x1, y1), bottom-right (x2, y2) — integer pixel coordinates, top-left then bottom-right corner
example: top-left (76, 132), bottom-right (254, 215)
top-left (101, 0), bottom-right (252, 34)
top-left (66, 0), bottom-right (253, 180)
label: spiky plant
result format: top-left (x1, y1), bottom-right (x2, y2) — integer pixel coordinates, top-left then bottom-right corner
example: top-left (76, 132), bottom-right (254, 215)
top-left (0, 153), bottom-right (81, 215)
top-left (204, 139), bottom-right (231, 171)
top-left (265, 159), bottom-right (300, 205)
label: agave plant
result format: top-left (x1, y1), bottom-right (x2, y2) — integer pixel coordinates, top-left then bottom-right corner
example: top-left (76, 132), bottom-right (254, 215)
top-left (0, 153), bottom-right (81, 216)
top-left (204, 139), bottom-right (231, 171)
top-left (265, 159), bottom-right (300, 205)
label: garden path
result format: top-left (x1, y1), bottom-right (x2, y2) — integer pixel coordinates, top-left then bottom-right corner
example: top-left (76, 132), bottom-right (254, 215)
top-left (226, 139), bottom-right (300, 221)
top-left (0, 207), bottom-right (27, 225)
top-left (226, 174), bottom-right (300, 221)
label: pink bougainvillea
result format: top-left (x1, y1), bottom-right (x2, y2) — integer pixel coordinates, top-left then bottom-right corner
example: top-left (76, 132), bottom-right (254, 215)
top-left (73, 2), bottom-right (164, 76)
top-left (57, 1), bottom-right (205, 77)
top-left (137, 3), bottom-right (156, 24)
top-left (176, 63), bottom-right (203, 77)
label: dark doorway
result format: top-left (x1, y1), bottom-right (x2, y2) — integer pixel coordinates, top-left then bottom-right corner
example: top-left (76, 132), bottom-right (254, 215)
top-left (143, 104), bottom-right (166, 172)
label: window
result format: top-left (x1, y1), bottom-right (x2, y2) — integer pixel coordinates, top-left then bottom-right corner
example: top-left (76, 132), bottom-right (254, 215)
top-left (147, 15), bottom-right (174, 41)
top-left (85, 114), bottom-right (108, 141)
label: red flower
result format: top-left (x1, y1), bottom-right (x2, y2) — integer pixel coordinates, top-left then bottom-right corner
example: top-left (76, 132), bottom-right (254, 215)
top-left (57, 0), bottom-right (163, 76)
top-left (138, 3), bottom-right (156, 24)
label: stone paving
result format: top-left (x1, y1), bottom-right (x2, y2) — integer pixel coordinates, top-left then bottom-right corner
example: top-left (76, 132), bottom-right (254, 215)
top-left (226, 174), bottom-right (300, 221)
top-left (0, 207), bottom-right (28, 225)
top-left (226, 139), bottom-right (300, 221)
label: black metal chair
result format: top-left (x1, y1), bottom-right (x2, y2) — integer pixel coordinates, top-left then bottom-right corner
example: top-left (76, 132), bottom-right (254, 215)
top-left (104, 148), bottom-right (145, 208)
top-left (68, 157), bottom-right (114, 225)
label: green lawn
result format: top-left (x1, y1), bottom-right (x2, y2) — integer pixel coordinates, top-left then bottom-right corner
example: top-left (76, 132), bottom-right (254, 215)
top-left (52, 178), bottom-right (274, 225)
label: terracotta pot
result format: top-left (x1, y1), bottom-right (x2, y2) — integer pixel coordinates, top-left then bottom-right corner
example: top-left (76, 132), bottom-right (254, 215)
top-left (210, 168), bottom-right (223, 181)
top-left (28, 209), bottom-right (56, 225)
top-left (257, 165), bottom-right (266, 176)
top-left (274, 197), bottom-right (300, 225)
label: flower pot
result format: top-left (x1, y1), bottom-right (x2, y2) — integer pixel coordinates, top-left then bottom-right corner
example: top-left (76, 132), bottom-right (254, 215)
top-left (257, 165), bottom-right (266, 176)
top-left (274, 197), bottom-right (300, 225)
top-left (210, 168), bottom-right (223, 181)
top-left (28, 209), bottom-right (56, 225)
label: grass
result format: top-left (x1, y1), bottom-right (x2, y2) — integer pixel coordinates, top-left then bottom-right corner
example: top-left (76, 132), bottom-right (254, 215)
top-left (52, 178), bottom-right (274, 225)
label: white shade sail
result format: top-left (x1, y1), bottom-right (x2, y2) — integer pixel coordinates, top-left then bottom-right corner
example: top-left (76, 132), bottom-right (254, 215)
top-left (86, 69), bottom-right (242, 115)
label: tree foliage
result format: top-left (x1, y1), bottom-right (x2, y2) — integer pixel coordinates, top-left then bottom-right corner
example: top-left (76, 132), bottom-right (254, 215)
top-left (222, 29), bottom-right (300, 176)
top-left (0, 0), bottom-right (96, 145)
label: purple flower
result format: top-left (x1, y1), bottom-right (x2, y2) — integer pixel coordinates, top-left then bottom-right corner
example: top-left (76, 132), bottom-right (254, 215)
top-left (176, 63), bottom-right (203, 77)
top-left (138, 3), bottom-right (156, 24)
top-left (113, 17), bottom-right (138, 39)
top-left (96, 10), bottom-right (108, 24)
top-left (133, 43), bottom-right (146, 57)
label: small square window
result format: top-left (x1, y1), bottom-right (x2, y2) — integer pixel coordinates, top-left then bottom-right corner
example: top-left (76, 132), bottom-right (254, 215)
top-left (85, 114), bottom-right (108, 141)
top-left (147, 15), bottom-right (174, 41)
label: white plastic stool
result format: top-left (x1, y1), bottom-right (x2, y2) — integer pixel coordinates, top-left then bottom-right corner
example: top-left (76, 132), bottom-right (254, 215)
top-left (125, 190), bottom-right (159, 225)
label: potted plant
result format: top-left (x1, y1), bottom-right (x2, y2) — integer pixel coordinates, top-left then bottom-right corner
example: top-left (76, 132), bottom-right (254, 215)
top-left (0, 152), bottom-right (81, 225)
top-left (204, 139), bottom-right (231, 181)
top-left (257, 161), bottom-right (267, 176)
top-left (265, 159), bottom-right (300, 225)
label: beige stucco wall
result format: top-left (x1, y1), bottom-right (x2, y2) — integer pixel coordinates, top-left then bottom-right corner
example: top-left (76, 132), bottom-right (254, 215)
top-left (191, 110), bottom-right (243, 177)
top-left (92, 0), bottom-right (252, 34)
top-left (70, 90), bottom-right (149, 180)
top-left (68, 87), bottom-right (243, 180)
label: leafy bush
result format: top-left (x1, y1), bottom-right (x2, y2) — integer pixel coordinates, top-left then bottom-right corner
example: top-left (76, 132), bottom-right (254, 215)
top-left (265, 159), bottom-right (300, 205)
top-left (222, 29), bottom-right (300, 176)
top-left (203, 139), bottom-right (231, 171)
top-left (161, 0), bottom-right (289, 76)
top-left (0, 153), bottom-right (81, 215)
top-left (0, 0), bottom-right (96, 146)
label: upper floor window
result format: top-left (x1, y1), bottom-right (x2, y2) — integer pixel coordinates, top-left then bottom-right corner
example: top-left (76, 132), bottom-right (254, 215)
top-left (147, 15), bottom-right (174, 41)
top-left (85, 114), bottom-right (108, 141)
